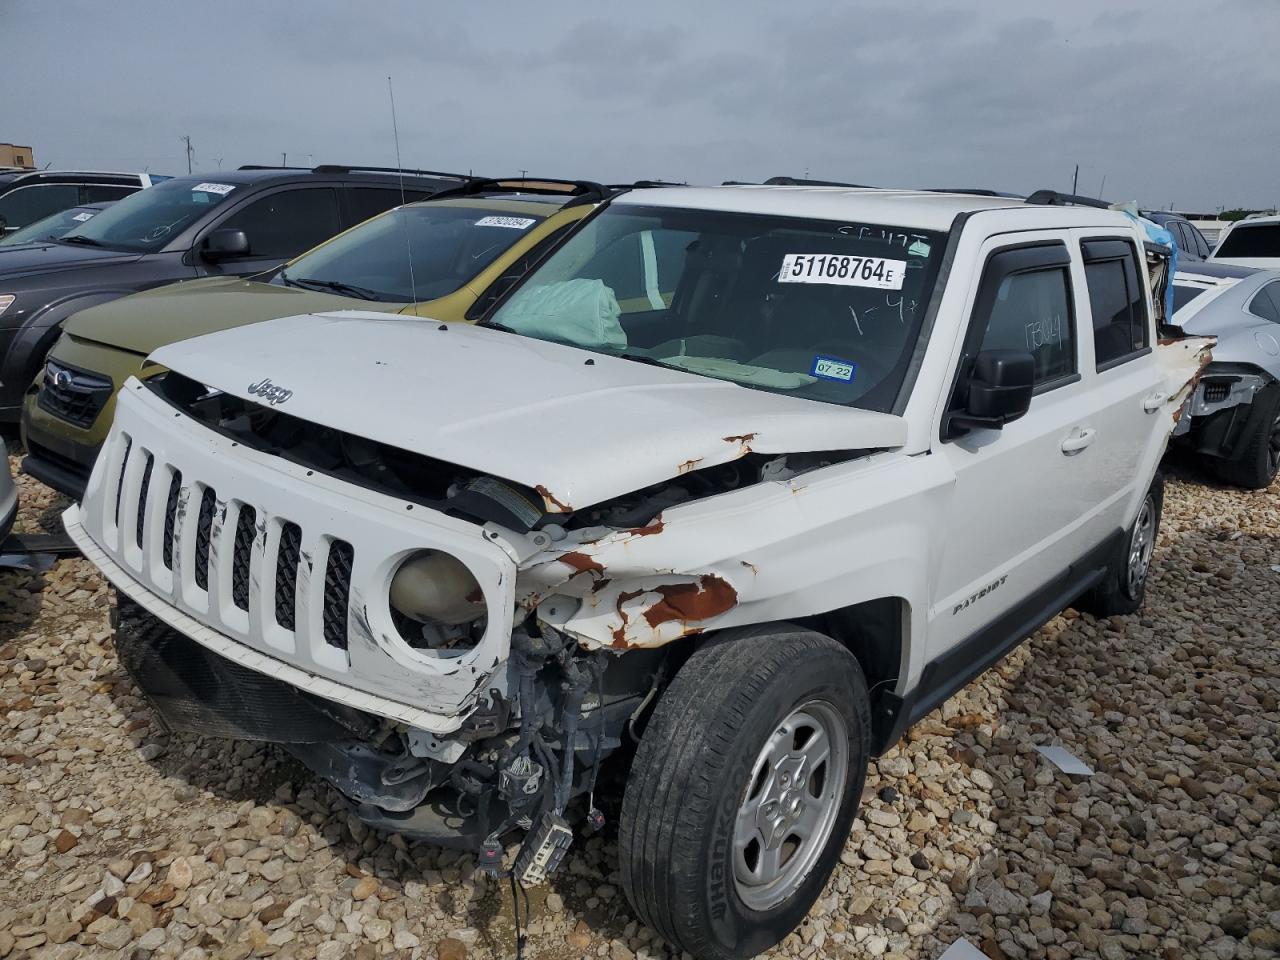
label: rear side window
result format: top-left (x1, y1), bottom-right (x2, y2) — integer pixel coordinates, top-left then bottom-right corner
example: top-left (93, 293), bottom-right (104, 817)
top-left (1082, 239), bottom-right (1149, 368)
top-left (219, 188), bottom-right (342, 259)
top-left (347, 186), bottom-right (432, 225)
top-left (1217, 223), bottom-right (1280, 259)
top-left (1248, 281), bottom-right (1280, 324)
top-left (976, 263), bottom-right (1075, 386)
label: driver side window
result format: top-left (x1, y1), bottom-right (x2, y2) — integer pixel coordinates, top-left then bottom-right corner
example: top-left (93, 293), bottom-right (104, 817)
top-left (218, 188), bottom-right (342, 260)
top-left (976, 260), bottom-right (1076, 389)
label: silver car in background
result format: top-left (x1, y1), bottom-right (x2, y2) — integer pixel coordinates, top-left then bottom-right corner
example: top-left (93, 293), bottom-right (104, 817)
top-left (1172, 263), bottom-right (1280, 488)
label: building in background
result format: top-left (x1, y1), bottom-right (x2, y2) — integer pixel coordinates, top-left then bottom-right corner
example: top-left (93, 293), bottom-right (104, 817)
top-left (0, 144), bottom-right (35, 168)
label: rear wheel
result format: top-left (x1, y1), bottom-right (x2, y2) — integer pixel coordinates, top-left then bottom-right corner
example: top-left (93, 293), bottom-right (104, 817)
top-left (618, 626), bottom-right (869, 960)
top-left (1214, 384), bottom-right (1280, 490)
top-left (1076, 474), bottom-right (1163, 618)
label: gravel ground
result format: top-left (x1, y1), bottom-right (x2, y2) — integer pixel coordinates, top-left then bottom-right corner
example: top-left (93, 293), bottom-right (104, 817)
top-left (1, 446), bottom-right (1277, 960)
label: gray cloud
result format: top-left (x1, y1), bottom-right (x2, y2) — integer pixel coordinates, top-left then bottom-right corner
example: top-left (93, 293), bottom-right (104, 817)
top-left (2, 0), bottom-right (1275, 210)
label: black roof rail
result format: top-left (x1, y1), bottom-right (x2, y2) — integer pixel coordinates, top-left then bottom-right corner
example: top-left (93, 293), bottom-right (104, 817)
top-left (764, 175), bottom-right (877, 188)
top-left (607, 179), bottom-right (688, 190)
top-left (310, 164), bottom-right (473, 180)
top-left (428, 177), bottom-right (610, 209)
top-left (1025, 189), bottom-right (1111, 210)
top-left (236, 164), bottom-right (310, 171)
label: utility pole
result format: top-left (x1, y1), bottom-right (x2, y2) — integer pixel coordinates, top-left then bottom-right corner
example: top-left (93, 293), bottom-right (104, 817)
top-left (181, 136), bottom-right (194, 174)
top-left (1071, 163), bottom-right (1079, 196)
top-left (281, 152), bottom-right (287, 167)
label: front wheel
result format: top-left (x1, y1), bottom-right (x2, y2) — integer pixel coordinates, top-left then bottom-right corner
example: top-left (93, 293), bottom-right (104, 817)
top-left (618, 626), bottom-right (869, 960)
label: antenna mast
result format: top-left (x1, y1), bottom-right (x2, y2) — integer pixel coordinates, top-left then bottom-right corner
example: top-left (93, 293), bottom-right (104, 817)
top-left (388, 75), bottom-right (418, 308)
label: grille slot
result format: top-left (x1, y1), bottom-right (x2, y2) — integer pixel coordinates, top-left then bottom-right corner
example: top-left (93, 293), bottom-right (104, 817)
top-left (114, 437), bottom-right (132, 529)
top-left (162, 471), bottom-right (182, 570)
top-left (37, 360), bottom-right (114, 429)
top-left (135, 453), bottom-right (154, 549)
top-left (231, 506), bottom-right (257, 612)
top-left (322, 541), bottom-right (354, 651)
top-left (194, 488), bottom-right (217, 591)
top-left (275, 522), bottom-right (303, 631)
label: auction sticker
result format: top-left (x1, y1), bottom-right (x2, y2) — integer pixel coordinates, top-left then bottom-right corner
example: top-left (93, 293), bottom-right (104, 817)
top-left (71, 212), bottom-right (95, 222)
top-left (192, 182), bottom-right (236, 196)
top-left (811, 355), bottom-right (857, 382)
top-left (476, 216), bottom-right (536, 229)
top-left (779, 253), bottom-right (906, 290)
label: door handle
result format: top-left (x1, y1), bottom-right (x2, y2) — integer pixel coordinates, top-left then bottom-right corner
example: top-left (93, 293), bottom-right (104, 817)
top-left (1061, 427), bottom-right (1097, 455)
top-left (1143, 392), bottom-right (1166, 414)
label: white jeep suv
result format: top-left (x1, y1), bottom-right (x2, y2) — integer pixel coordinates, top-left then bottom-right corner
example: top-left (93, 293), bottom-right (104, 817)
top-left (66, 186), bottom-right (1208, 960)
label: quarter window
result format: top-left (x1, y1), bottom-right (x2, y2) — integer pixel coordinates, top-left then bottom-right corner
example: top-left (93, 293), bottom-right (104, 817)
top-left (218, 188), bottom-right (342, 259)
top-left (976, 265), bottom-right (1075, 386)
top-left (0, 183), bottom-right (80, 231)
top-left (1082, 239), bottom-right (1149, 368)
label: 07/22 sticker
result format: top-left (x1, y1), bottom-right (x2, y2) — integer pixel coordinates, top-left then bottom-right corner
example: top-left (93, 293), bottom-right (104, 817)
top-left (811, 355), bottom-right (856, 382)
top-left (779, 253), bottom-right (906, 290)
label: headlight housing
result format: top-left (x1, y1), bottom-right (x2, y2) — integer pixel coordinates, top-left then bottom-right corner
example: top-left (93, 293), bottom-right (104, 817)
top-left (389, 550), bottom-right (486, 627)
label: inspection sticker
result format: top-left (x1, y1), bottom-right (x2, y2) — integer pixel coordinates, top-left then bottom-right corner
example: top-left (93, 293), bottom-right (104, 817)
top-left (71, 212), bottom-right (95, 222)
top-left (476, 216), bottom-right (536, 229)
top-left (779, 253), bottom-right (906, 290)
top-left (192, 182), bottom-right (236, 195)
top-left (811, 355), bottom-right (856, 382)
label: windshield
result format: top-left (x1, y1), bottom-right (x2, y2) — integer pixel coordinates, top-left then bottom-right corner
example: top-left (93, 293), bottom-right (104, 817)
top-left (277, 203), bottom-right (547, 303)
top-left (487, 204), bottom-right (945, 411)
top-left (1217, 223), bottom-right (1280, 259)
top-left (0, 206), bottom-right (100, 246)
top-left (60, 178), bottom-right (241, 252)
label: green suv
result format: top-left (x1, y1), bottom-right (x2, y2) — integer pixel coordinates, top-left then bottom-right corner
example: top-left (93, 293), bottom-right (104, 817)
top-left (22, 180), bottom-right (608, 497)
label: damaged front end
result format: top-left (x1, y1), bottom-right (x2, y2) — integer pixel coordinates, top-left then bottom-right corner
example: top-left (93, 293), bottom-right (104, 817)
top-left (67, 370), bottom-right (886, 879)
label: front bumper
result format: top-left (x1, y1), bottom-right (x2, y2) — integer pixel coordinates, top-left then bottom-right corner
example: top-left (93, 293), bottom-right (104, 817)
top-left (0, 439), bottom-right (17, 546)
top-left (68, 380), bottom-right (519, 734)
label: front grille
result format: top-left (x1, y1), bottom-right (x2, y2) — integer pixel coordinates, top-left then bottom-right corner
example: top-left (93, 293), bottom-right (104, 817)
top-left (231, 506), bottom-right (257, 612)
top-left (322, 541), bottom-right (354, 650)
top-left (114, 437), bottom-right (132, 528)
top-left (275, 522), bottom-right (303, 630)
top-left (194, 488), bottom-right (217, 591)
top-left (37, 360), bottom-right (114, 429)
top-left (1203, 381), bottom-right (1231, 404)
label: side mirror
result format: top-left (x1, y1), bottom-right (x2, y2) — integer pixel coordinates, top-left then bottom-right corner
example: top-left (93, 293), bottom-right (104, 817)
top-left (952, 349), bottom-right (1034, 431)
top-left (200, 228), bottom-right (250, 261)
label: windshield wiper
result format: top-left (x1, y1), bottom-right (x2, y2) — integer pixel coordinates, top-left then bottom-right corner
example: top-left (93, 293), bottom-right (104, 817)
top-left (59, 235), bottom-right (103, 247)
top-left (613, 351), bottom-right (673, 369)
top-left (286, 276), bottom-right (381, 301)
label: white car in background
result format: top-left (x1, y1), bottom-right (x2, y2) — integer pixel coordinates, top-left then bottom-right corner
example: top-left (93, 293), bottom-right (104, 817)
top-left (1209, 213), bottom-right (1280, 269)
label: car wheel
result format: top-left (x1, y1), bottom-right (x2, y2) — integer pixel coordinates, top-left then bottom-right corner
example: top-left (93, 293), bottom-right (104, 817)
top-left (1215, 383), bottom-right (1280, 490)
top-left (1075, 474), bottom-right (1164, 618)
top-left (618, 625), bottom-right (869, 960)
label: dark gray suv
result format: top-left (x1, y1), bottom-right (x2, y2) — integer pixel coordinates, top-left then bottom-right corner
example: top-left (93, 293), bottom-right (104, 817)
top-left (0, 164), bottom-right (473, 420)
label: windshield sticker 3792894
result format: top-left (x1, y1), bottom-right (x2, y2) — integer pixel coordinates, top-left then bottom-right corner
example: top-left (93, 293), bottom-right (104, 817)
top-left (779, 253), bottom-right (906, 290)
top-left (476, 216), bottom-right (536, 229)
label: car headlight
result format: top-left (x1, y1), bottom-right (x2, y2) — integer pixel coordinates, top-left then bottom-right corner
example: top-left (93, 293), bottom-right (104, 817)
top-left (0, 295), bottom-right (14, 317)
top-left (389, 550), bottom-right (485, 626)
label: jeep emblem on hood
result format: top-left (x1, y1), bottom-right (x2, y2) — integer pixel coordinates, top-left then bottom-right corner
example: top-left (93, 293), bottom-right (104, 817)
top-left (247, 378), bottom-right (293, 406)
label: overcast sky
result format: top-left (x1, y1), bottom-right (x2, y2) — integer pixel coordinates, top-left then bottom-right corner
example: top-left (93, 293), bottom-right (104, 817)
top-left (4, 0), bottom-right (1276, 212)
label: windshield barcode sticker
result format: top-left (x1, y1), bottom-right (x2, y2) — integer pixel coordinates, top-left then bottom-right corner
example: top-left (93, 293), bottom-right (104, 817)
top-left (476, 216), bottom-right (536, 229)
top-left (71, 212), bottom-right (94, 222)
top-left (192, 182), bottom-right (235, 195)
top-left (778, 253), bottom-right (906, 290)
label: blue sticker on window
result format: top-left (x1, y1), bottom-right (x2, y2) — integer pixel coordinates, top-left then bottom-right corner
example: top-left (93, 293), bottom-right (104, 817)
top-left (811, 355), bottom-right (856, 382)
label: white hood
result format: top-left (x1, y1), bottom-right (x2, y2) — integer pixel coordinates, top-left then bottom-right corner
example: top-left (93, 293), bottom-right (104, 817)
top-left (150, 312), bottom-right (908, 512)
